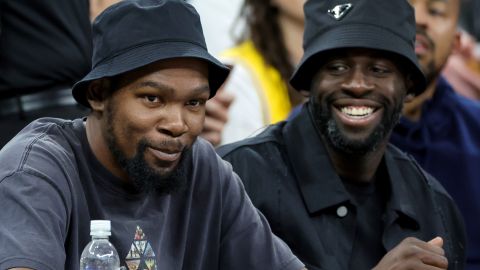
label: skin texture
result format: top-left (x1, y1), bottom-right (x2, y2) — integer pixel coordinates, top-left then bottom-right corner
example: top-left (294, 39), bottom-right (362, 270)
top-left (403, 0), bottom-right (460, 121)
top-left (373, 237), bottom-right (448, 270)
top-left (85, 58), bottom-right (210, 187)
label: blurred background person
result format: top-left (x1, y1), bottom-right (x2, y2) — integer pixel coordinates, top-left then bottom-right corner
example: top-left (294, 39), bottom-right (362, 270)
top-left (441, 0), bottom-right (480, 100)
top-left (0, 0), bottom-right (92, 148)
top-left (189, 0), bottom-right (244, 56)
top-left (391, 1), bottom-right (480, 269)
top-left (201, 0), bottom-right (307, 145)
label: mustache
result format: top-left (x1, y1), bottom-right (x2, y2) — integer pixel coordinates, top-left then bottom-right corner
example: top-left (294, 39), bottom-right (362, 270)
top-left (140, 138), bottom-right (187, 153)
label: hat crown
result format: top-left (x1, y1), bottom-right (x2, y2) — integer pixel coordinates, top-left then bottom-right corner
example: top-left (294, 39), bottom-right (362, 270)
top-left (92, 0), bottom-right (206, 68)
top-left (290, 0), bottom-right (426, 95)
top-left (72, 0), bottom-right (230, 107)
top-left (303, 0), bottom-right (416, 50)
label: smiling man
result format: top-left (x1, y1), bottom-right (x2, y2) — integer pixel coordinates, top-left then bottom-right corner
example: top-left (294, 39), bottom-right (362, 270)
top-left (0, 1), bottom-right (306, 270)
top-left (218, 0), bottom-right (466, 269)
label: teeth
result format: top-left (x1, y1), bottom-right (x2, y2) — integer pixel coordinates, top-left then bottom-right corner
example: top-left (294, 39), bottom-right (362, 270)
top-left (341, 106), bottom-right (374, 117)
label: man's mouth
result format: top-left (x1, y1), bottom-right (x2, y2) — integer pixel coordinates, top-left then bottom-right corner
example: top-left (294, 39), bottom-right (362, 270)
top-left (340, 106), bottom-right (374, 119)
top-left (415, 33), bottom-right (432, 55)
top-left (148, 145), bottom-right (183, 163)
top-left (333, 103), bottom-right (382, 129)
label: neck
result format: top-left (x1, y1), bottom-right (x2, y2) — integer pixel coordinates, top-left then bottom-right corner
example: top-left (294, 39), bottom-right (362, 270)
top-left (323, 139), bottom-right (388, 183)
top-left (85, 115), bottom-right (129, 181)
top-left (277, 13), bottom-right (306, 106)
top-left (277, 13), bottom-right (304, 67)
top-left (402, 79), bottom-right (437, 122)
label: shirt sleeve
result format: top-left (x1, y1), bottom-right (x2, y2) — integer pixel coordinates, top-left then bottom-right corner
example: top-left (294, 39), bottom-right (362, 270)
top-left (218, 161), bottom-right (304, 270)
top-left (0, 171), bottom-right (69, 270)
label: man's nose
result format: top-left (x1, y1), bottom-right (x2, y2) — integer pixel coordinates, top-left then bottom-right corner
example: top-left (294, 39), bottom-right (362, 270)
top-left (341, 68), bottom-right (374, 95)
top-left (156, 105), bottom-right (189, 137)
top-left (413, 4), bottom-right (428, 29)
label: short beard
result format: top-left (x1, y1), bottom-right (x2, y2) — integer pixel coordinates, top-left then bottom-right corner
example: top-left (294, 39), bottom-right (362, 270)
top-left (104, 104), bottom-right (190, 195)
top-left (312, 97), bottom-right (402, 155)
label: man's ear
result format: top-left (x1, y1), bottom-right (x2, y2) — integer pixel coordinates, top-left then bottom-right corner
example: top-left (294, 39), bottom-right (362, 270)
top-left (404, 74), bottom-right (416, 101)
top-left (86, 79), bottom-right (111, 112)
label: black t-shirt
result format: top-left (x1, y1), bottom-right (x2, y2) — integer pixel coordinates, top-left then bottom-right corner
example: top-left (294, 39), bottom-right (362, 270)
top-left (0, 118), bottom-right (304, 270)
top-left (342, 164), bottom-right (389, 270)
top-left (0, 0), bottom-right (92, 97)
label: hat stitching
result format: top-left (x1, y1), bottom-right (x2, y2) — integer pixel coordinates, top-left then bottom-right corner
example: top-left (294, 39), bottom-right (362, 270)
top-left (93, 39), bottom-right (208, 68)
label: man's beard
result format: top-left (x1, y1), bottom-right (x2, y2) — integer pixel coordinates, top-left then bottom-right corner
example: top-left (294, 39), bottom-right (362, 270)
top-left (105, 105), bottom-right (190, 195)
top-left (422, 57), bottom-right (438, 87)
top-left (312, 96), bottom-right (403, 155)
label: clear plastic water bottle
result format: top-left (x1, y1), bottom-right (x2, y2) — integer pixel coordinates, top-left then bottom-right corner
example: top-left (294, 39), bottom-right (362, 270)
top-left (80, 220), bottom-right (121, 270)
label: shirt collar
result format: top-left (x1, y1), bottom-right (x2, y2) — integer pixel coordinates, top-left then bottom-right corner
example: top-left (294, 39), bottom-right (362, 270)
top-left (283, 104), bottom-right (420, 228)
top-left (283, 104), bottom-right (349, 213)
top-left (383, 148), bottom-right (420, 228)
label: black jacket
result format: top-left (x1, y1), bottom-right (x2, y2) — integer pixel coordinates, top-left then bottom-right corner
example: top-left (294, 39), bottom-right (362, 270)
top-left (218, 104), bottom-right (466, 270)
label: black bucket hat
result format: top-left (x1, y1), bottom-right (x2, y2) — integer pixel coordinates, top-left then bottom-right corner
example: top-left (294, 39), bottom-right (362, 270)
top-left (290, 0), bottom-right (426, 96)
top-left (72, 0), bottom-right (230, 107)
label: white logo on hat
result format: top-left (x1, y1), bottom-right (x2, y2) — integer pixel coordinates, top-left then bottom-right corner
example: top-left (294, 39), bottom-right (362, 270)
top-left (328, 3), bottom-right (353, 20)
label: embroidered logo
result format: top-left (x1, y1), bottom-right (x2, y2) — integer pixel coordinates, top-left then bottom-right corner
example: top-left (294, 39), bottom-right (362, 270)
top-left (125, 226), bottom-right (158, 270)
top-left (328, 3), bottom-right (353, 20)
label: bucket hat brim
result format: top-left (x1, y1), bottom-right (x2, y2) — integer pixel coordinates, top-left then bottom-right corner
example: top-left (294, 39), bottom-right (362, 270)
top-left (72, 40), bottom-right (230, 107)
top-left (290, 24), bottom-right (426, 96)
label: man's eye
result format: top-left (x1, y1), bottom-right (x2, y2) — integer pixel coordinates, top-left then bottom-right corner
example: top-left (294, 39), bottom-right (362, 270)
top-left (429, 7), bottom-right (446, 17)
top-left (144, 95), bottom-right (159, 103)
top-left (186, 99), bottom-right (205, 107)
top-left (371, 66), bottom-right (390, 74)
top-left (325, 63), bottom-right (348, 73)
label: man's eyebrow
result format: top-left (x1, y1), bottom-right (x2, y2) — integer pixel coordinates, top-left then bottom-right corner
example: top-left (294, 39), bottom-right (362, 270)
top-left (135, 81), bottom-right (210, 95)
top-left (190, 85), bottom-right (210, 96)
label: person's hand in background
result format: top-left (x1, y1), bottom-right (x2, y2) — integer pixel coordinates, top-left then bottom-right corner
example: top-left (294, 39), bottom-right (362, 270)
top-left (202, 87), bottom-right (234, 146)
top-left (443, 30), bottom-right (480, 100)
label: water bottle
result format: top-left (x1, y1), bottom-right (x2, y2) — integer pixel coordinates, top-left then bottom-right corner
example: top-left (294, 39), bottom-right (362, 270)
top-left (80, 220), bottom-right (121, 270)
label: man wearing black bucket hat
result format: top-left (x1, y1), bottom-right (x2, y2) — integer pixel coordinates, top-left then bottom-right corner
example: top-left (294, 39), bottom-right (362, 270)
top-left (0, 1), bottom-right (306, 270)
top-left (218, 0), bottom-right (466, 269)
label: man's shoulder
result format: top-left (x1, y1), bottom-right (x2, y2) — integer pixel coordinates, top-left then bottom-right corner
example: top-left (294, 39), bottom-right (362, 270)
top-left (440, 80), bottom-right (480, 118)
top-left (386, 143), bottom-right (453, 199)
top-left (0, 117), bottom-right (81, 179)
top-left (217, 123), bottom-right (285, 159)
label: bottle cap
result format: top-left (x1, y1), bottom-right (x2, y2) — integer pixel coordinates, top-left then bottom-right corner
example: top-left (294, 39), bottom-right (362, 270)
top-left (90, 220), bottom-right (111, 237)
